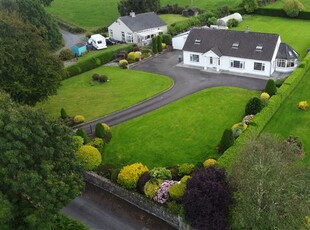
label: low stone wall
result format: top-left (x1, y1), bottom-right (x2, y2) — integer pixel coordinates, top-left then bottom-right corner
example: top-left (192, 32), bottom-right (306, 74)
top-left (84, 172), bottom-right (192, 230)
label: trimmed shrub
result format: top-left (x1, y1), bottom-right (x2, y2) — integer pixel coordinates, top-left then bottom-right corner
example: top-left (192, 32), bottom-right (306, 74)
top-left (154, 180), bottom-right (178, 204)
top-left (76, 145), bottom-right (102, 170)
top-left (59, 48), bottom-right (75, 61)
top-left (157, 36), bottom-right (163, 53)
top-left (178, 163), bottom-right (195, 176)
top-left (92, 73), bottom-right (100, 81)
top-left (207, 16), bottom-right (218, 26)
top-left (245, 97), bottom-right (264, 115)
top-left (98, 75), bottom-right (109, 83)
top-left (242, 0), bottom-right (258, 13)
top-left (162, 34), bottom-right (172, 46)
top-left (117, 163), bottom-right (149, 190)
top-left (264, 79), bottom-right (277, 96)
top-left (73, 135), bottom-right (84, 149)
top-left (168, 182), bottom-right (186, 201)
top-left (96, 163), bottom-right (116, 179)
top-left (218, 128), bottom-right (234, 154)
top-left (231, 122), bottom-right (248, 138)
top-left (283, 0), bottom-right (304, 17)
top-left (119, 59), bottom-right (128, 69)
top-left (298, 101), bottom-right (309, 110)
top-left (180, 175), bottom-right (191, 183)
top-left (95, 123), bottom-right (105, 138)
top-left (149, 167), bottom-right (172, 180)
top-left (76, 128), bottom-right (88, 144)
top-left (73, 115), bottom-right (85, 124)
top-left (144, 179), bottom-right (162, 199)
top-left (203, 159), bottom-right (217, 168)
top-left (161, 43), bottom-right (166, 49)
top-left (260, 92), bottom-right (270, 101)
top-left (152, 37), bottom-right (158, 54)
top-left (183, 167), bottom-right (232, 230)
top-left (127, 52), bottom-right (138, 62)
top-left (60, 108), bottom-right (69, 119)
top-left (137, 172), bottom-right (151, 193)
top-left (227, 18), bottom-right (239, 28)
top-left (87, 137), bottom-right (105, 152)
top-left (242, 114), bottom-right (255, 124)
top-left (102, 123), bottom-right (112, 143)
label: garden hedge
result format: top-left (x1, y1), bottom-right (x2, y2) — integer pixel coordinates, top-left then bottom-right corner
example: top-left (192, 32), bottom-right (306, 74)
top-left (255, 8), bottom-right (310, 19)
top-left (217, 54), bottom-right (310, 168)
top-left (65, 44), bottom-right (133, 79)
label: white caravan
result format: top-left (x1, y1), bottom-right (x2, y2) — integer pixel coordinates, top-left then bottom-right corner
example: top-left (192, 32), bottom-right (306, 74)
top-left (88, 34), bottom-right (107, 50)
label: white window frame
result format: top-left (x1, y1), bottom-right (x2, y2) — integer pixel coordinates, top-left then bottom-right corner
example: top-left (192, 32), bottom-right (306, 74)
top-left (254, 62), bottom-right (265, 71)
top-left (121, 32), bottom-right (125, 42)
top-left (109, 29), bottom-right (113, 38)
top-left (210, 57), bottom-right (213, 65)
top-left (126, 32), bottom-right (133, 43)
top-left (277, 59), bottom-right (286, 68)
top-left (230, 60), bottom-right (245, 69)
top-left (190, 54), bottom-right (199, 63)
top-left (287, 60), bottom-right (295, 67)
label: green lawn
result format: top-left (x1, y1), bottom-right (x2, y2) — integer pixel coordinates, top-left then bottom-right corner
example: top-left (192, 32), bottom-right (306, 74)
top-left (233, 15), bottom-right (310, 58)
top-left (263, 0), bottom-right (310, 11)
top-left (104, 87), bottom-right (258, 168)
top-left (264, 70), bottom-right (310, 165)
top-left (47, 0), bottom-right (241, 31)
top-left (159, 14), bottom-right (190, 26)
top-left (38, 66), bottom-right (172, 121)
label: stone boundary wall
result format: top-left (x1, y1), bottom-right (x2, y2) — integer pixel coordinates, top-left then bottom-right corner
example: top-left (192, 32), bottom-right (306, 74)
top-left (84, 172), bottom-right (192, 230)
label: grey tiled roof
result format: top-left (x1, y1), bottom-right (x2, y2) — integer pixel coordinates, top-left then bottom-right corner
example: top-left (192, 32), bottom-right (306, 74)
top-left (183, 28), bottom-right (280, 61)
top-left (119, 12), bottom-right (167, 32)
top-left (276, 43), bottom-right (299, 59)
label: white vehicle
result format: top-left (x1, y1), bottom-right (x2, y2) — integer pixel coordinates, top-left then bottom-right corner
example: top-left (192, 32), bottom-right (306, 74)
top-left (88, 34), bottom-right (107, 50)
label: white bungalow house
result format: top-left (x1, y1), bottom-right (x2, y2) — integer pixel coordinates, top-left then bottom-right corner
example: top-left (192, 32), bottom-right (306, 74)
top-left (182, 28), bottom-right (299, 77)
top-left (108, 11), bottom-right (167, 46)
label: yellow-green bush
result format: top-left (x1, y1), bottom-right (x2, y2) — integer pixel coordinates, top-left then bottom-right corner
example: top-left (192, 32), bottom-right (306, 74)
top-left (169, 182), bottom-right (186, 201)
top-left (119, 59), bottom-right (128, 69)
top-left (298, 101), bottom-right (309, 110)
top-left (76, 145), bottom-right (102, 170)
top-left (178, 163), bottom-right (195, 176)
top-left (231, 122), bottom-right (248, 138)
top-left (180, 175), bottom-right (191, 183)
top-left (144, 179), bottom-right (162, 199)
top-left (87, 137), bottom-right (105, 152)
top-left (117, 163), bottom-right (149, 190)
top-left (73, 115), bottom-right (85, 124)
top-left (127, 52), bottom-right (140, 62)
top-left (203, 159), bottom-right (217, 168)
top-left (260, 92), bottom-right (270, 101)
top-left (162, 43), bottom-right (166, 49)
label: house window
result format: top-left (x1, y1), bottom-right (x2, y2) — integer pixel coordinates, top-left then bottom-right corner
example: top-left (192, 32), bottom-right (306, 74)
top-left (230, 60), bottom-right (244, 69)
top-left (126, 33), bottom-right (133, 43)
top-left (121, 32), bottom-right (125, 42)
top-left (254, 62), bottom-right (265, 71)
top-left (109, 29), bottom-right (113, 38)
top-left (287, 60), bottom-right (295, 67)
top-left (190, 54), bottom-right (199, 63)
top-left (210, 57), bottom-right (213, 65)
top-left (277, 59), bottom-right (286, 68)
top-left (218, 59), bottom-right (220, 65)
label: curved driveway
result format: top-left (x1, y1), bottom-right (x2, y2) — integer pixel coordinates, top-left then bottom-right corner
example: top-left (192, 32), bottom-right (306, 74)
top-left (75, 50), bottom-right (267, 133)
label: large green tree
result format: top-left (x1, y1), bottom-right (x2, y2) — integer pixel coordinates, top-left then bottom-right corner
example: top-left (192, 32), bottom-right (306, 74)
top-left (0, 92), bottom-right (84, 229)
top-left (228, 134), bottom-right (310, 229)
top-left (242, 0), bottom-right (258, 13)
top-left (0, 11), bottom-right (63, 105)
top-left (0, 0), bottom-right (62, 49)
top-left (118, 0), bottom-right (160, 16)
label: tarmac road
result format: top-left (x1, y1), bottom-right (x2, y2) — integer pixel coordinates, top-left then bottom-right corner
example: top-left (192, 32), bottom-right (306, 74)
top-left (62, 183), bottom-right (176, 230)
top-left (74, 50), bottom-right (267, 134)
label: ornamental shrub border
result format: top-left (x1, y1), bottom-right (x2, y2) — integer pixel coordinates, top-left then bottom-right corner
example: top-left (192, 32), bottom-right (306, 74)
top-left (217, 54), bottom-right (310, 168)
top-left (65, 44), bottom-right (133, 79)
top-left (255, 8), bottom-right (310, 20)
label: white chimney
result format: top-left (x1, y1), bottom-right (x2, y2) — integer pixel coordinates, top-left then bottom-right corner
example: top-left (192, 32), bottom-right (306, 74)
top-left (129, 11), bottom-right (135, 17)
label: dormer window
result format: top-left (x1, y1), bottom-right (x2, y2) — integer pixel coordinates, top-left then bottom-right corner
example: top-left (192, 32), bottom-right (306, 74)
top-left (194, 39), bottom-right (201, 45)
top-left (256, 44), bottom-right (263, 51)
top-left (232, 42), bottom-right (239, 49)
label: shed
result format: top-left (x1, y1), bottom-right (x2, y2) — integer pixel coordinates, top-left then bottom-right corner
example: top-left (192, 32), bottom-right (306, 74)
top-left (172, 31), bottom-right (190, 50)
top-left (71, 43), bottom-right (87, 57)
top-left (217, 13), bottom-right (242, 26)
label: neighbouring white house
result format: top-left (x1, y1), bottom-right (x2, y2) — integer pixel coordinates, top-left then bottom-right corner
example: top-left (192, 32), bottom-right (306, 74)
top-left (108, 11), bottom-right (167, 46)
top-left (172, 31), bottom-right (190, 50)
top-left (217, 13), bottom-right (243, 27)
top-left (182, 28), bottom-right (299, 77)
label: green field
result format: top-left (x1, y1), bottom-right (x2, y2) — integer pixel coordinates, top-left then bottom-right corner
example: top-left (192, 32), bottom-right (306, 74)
top-left (47, 0), bottom-right (241, 30)
top-left (264, 0), bottom-right (310, 11)
top-left (104, 87), bottom-right (258, 168)
top-left (38, 66), bottom-right (172, 121)
top-left (264, 70), bottom-right (310, 164)
top-left (233, 15), bottom-right (310, 58)
top-left (159, 14), bottom-right (189, 26)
